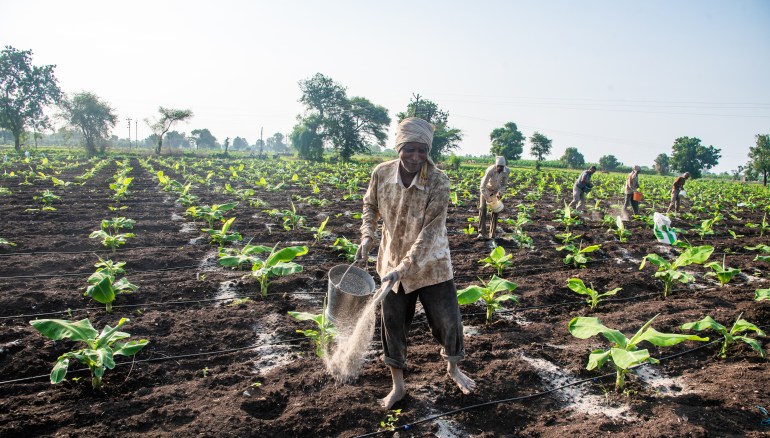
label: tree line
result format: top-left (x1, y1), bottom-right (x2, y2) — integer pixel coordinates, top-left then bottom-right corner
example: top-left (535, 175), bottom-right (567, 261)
top-left (1, 46), bottom-right (768, 185)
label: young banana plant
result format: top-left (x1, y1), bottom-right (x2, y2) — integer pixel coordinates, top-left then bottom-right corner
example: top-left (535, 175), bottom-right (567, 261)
top-left (681, 314), bottom-right (766, 358)
top-left (569, 314), bottom-right (708, 392)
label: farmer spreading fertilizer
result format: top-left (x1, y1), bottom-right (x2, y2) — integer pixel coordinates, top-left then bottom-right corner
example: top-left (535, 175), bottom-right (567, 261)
top-left (353, 117), bottom-right (476, 409)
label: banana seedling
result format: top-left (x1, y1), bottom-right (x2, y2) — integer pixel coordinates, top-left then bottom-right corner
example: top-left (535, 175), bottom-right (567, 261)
top-left (567, 278), bottom-right (621, 309)
top-left (85, 258), bottom-right (138, 312)
top-left (331, 237), bottom-right (358, 262)
top-left (311, 216), bottom-right (331, 243)
top-left (203, 217), bottom-right (243, 247)
top-left (251, 244), bottom-right (308, 296)
top-left (30, 317), bottom-right (148, 389)
top-left (681, 314), bottom-right (766, 359)
top-left (569, 314), bottom-right (708, 392)
top-left (639, 245), bottom-right (714, 297)
top-left (756, 288), bottom-right (770, 301)
top-left (556, 242), bottom-right (601, 268)
top-left (611, 216), bottom-right (631, 243)
top-left (479, 245), bottom-right (513, 276)
top-left (744, 244), bottom-right (770, 262)
top-left (0, 237), bottom-right (16, 247)
top-left (289, 306), bottom-right (337, 358)
top-left (457, 275), bottom-right (519, 323)
top-left (704, 255), bottom-right (741, 287)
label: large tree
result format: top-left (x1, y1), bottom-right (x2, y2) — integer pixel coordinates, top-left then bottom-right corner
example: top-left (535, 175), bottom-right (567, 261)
top-left (190, 128), bottom-right (217, 150)
top-left (60, 91), bottom-right (117, 156)
top-left (489, 122), bottom-right (525, 162)
top-left (749, 134), bottom-right (770, 186)
top-left (669, 136), bottom-right (721, 178)
top-left (653, 153), bottom-right (670, 175)
top-left (296, 73), bottom-right (390, 161)
top-left (232, 136), bottom-right (249, 151)
top-left (146, 107), bottom-right (193, 155)
top-left (0, 46), bottom-right (62, 152)
top-left (290, 115), bottom-right (324, 161)
top-left (598, 154), bottom-right (622, 172)
top-left (560, 147), bottom-right (585, 169)
top-left (266, 132), bottom-right (289, 153)
top-left (396, 94), bottom-right (462, 162)
top-left (529, 131), bottom-right (552, 171)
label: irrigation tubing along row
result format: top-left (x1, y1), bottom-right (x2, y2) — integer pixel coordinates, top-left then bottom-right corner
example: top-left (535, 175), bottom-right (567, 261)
top-left (0, 281), bottom-right (746, 326)
top-left (0, 336), bottom-right (310, 386)
top-left (353, 339), bottom-right (728, 438)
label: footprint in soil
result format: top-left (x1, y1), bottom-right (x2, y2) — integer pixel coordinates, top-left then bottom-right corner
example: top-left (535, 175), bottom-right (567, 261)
top-left (240, 391), bottom-right (288, 419)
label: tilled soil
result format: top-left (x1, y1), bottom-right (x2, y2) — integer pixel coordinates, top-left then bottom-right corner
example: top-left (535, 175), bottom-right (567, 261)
top-left (0, 158), bottom-right (768, 437)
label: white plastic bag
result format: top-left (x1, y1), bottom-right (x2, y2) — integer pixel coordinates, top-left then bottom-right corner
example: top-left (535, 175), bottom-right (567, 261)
top-left (653, 212), bottom-right (677, 244)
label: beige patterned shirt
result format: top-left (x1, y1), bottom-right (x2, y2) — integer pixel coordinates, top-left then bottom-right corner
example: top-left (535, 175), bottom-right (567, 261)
top-left (479, 165), bottom-right (510, 200)
top-left (361, 159), bottom-right (453, 293)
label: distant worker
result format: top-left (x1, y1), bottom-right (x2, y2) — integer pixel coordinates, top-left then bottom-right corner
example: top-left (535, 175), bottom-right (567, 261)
top-left (477, 156), bottom-right (510, 240)
top-left (622, 165), bottom-right (641, 217)
top-left (569, 165), bottom-right (597, 212)
top-left (666, 172), bottom-right (690, 213)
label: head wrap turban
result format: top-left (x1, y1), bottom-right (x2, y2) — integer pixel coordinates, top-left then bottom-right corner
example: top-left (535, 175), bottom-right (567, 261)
top-left (395, 117), bottom-right (434, 153)
top-left (394, 117), bottom-right (435, 182)
top-left (496, 156), bottom-right (506, 166)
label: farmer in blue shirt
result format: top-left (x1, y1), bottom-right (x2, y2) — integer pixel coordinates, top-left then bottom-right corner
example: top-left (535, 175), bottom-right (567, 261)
top-left (568, 165), bottom-right (596, 212)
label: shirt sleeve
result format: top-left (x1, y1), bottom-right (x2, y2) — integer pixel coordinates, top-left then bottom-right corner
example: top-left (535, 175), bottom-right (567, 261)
top-left (360, 167), bottom-right (380, 240)
top-left (395, 174), bottom-right (450, 278)
top-left (479, 167), bottom-right (493, 196)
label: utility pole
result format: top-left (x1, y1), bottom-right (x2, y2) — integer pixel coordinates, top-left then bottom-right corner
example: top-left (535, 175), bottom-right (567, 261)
top-left (259, 127), bottom-right (264, 158)
top-left (135, 120), bottom-right (138, 148)
top-left (126, 118), bottom-right (132, 148)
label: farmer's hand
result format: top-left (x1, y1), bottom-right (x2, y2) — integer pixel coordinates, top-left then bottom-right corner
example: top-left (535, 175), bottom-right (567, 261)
top-left (355, 237), bottom-right (372, 262)
top-left (381, 270), bottom-right (400, 288)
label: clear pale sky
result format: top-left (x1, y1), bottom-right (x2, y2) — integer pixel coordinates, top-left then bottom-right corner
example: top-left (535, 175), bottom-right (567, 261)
top-left (2, 0), bottom-right (769, 173)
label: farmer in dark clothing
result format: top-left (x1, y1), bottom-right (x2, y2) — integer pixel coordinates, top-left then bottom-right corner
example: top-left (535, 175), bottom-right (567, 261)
top-left (569, 166), bottom-right (596, 212)
top-left (666, 172), bottom-right (690, 213)
top-left (622, 165), bottom-right (641, 217)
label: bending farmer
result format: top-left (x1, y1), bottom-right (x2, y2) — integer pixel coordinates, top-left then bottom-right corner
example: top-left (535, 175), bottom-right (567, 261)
top-left (666, 172), bottom-right (690, 213)
top-left (569, 165), bottom-right (596, 212)
top-left (356, 117), bottom-right (476, 409)
top-left (477, 156), bottom-right (510, 240)
top-left (622, 165), bottom-right (641, 217)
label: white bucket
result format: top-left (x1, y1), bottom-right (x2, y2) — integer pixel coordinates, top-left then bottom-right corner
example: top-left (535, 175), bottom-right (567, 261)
top-left (487, 195), bottom-right (504, 213)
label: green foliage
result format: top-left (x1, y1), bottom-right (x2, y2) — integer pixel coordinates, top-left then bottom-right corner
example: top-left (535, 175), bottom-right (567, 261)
top-left (187, 202), bottom-right (238, 228)
top-left (598, 155), bottom-right (622, 172)
top-left (380, 409), bottom-right (402, 432)
top-left (146, 107), bottom-right (194, 155)
top-left (311, 216), bottom-right (331, 243)
top-left (281, 202), bottom-right (306, 231)
top-left (0, 46), bottom-right (63, 151)
top-left (681, 314), bottom-right (766, 358)
top-left (560, 147), bottom-right (585, 169)
top-left (556, 242), bottom-right (600, 268)
top-left (669, 136), bottom-right (721, 179)
top-left (748, 134), bottom-right (770, 186)
top-left (611, 216), bottom-right (631, 243)
top-left (332, 236), bottom-right (358, 262)
top-left (704, 256), bottom-right (741, 287)
top-left (250, 244), bottom-right (308, 296)
top-left (202, 217), bottom-right (243, 247)
top-left (489, 122), bottom-right (525, 161)
top-left (529, 132), bottom-right (552, 171)
top-left (30, 317), bottom-right (148, 389)
top-left (479, 245), bottom-right (513, 276)
top-left (0, 237), bottom-right (16, 247)
top-left (567, 278), bottom-right (621, 309)
top-left (60, 91), bottom-right (117, 156)
top-left (288, 308), bottom-right (337, 357)
top-left (569, 315), bottom-right (708, 391)
top-left (85, 258), bottom-right (138, 312)
top-left (35, 189), bottom-right (61, 210)
top-left (555, 204), bottom-right (582, 231)
top-left (640, 245), bottom-right (714, 296)
top-left (457, 275), bottom-right (519, 323)
top-left (755, 288), bottom-right (770, 301)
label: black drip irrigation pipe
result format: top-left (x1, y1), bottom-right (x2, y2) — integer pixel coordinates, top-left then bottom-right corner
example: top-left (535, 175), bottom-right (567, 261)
top-left (353, 339), bottom-right (728, 438)
top-left (0, 336), bottom-right (310, 386)
top-left (0, 264), bottom-right (203, 280)
top-left (0, 245), bottom-right (188, 257)
top-left (0, 289), bottom-right (328, 321)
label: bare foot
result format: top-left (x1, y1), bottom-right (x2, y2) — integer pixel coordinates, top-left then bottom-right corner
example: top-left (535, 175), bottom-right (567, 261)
top-left (379, 386), bottom-right (406, 409)
top-left (447, 362), bottom-right (476, 394)
top-left (380, 366), bottom-right (405, 409)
